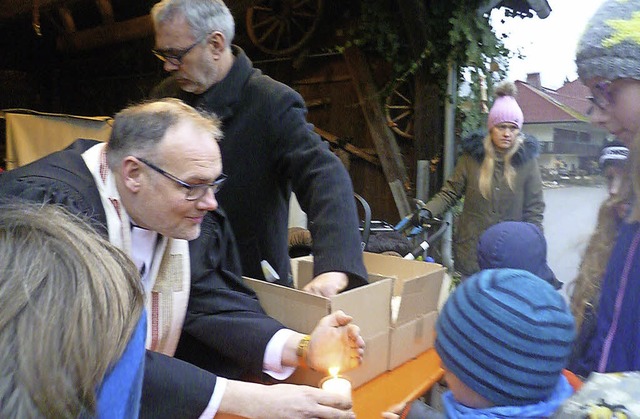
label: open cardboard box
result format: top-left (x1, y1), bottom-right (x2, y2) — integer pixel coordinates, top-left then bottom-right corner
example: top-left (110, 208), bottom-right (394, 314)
top-left (361, 253), bottom-right (445, 370)
top-left (243, 252), bottom-right (445, 388)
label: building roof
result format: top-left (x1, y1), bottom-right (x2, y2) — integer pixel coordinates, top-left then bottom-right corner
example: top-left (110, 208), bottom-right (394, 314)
top-left (515, 77), bottom-right (591, 124)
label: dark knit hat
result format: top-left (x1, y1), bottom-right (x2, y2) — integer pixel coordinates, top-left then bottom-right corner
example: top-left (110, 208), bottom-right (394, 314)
top-left (435, 269), bottom-right (575, 407)
top-left (576, 0), bottom-right (640, 82)
top-left (599, 140), bottom-right (629, 168)
top-left (487, 81), bottom-right (524, 130)
top-left (477, 221), bottom-right (562, 289)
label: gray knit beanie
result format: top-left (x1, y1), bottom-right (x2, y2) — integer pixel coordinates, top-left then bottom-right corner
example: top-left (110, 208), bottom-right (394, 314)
top-left (576, 0), bottom-right (640, 82)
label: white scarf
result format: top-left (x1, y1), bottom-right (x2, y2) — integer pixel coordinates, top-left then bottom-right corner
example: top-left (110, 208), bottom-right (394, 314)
top-left (82, 143), bottom-right (190, 356)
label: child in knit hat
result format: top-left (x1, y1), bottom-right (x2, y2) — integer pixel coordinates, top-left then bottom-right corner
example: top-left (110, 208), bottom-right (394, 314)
top-left (477, 221), bottom-right (563, 289)
top-left (383, 269), bottom-right (576, 419)
top-left (420, 81), bottom-right (545, 278)
top-left (568, 0), bottom-right (640, 377)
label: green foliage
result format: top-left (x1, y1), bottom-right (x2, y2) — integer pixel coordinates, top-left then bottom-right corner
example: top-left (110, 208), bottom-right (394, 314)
top-left (344, 1), bottom-right (509, 84)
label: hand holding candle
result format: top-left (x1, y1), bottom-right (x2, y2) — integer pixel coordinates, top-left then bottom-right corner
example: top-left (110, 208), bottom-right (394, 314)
top-left (306, 310), bottom-right (365, 372)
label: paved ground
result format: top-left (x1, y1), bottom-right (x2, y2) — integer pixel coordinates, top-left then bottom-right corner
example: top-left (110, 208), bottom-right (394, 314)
top-left (543, 185), bottom-right (608, 301)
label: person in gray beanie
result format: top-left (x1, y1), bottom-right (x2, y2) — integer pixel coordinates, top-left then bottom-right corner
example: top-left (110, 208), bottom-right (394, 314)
top-left (575, 0), bottom-right (640, 147)
top-left (383, 269), bottom-right (576, 418)
top-left (569, 0), bottom-right (640, 378)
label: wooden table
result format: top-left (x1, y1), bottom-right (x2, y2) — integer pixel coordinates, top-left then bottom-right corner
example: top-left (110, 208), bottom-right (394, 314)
top-left (352, 348), bottom-right (443, 418)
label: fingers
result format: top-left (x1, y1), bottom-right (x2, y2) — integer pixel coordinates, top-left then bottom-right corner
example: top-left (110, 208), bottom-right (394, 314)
top-left (333, 310), bottom-right (353, 326)
top-left (319, 310), bottom-right (353, 328)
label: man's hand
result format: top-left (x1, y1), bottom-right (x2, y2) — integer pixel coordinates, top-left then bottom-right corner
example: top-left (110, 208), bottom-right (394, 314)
top-left (307, 310), bottom-right (365, 373)
top-left (303, 271), bottom-right (348, 297)
top-left (218, 381), bottom-right (355, 419)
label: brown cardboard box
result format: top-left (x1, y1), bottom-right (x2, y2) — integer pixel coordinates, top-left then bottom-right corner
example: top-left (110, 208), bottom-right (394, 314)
top-left (360, 253), bottom-right (445, 370)
top-left (243, 252), bottom-right (445, 388)
top-left (244, 272), bottom-right (392, 388)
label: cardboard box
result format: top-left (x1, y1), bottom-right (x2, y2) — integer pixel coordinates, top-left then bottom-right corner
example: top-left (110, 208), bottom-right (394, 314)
top-left (245, 269), bottom-right (391, 388)
top-left (244, 252), bottom-right (445, 388)
top-left (360, 253), bottom-right (445, 370)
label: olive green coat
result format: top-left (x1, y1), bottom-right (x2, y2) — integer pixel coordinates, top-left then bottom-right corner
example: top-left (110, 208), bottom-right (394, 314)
top-left (424, 132), bottom-right (545, 276)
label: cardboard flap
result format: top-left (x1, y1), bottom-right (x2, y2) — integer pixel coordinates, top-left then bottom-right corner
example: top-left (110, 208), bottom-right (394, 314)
top-left (395, 269), bottom-right (444, 324)
top-left (244, 277), bottom-right (330, 334)
top-left (292, 257), bottom-right (315, 289)
top-left (332, 278), bottom-right (392, 337)
top-left (363, 252), bottom-right (444, 277)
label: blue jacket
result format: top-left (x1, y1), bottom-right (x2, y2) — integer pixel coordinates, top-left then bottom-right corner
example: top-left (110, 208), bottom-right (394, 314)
top-left (570, 221), bottom-right (640, 375)
top-left (96, 312), bottom-right (147, 418)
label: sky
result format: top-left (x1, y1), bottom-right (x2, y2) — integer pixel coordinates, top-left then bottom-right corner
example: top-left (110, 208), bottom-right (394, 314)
top-left (490, 0), bottom-right (607, 89)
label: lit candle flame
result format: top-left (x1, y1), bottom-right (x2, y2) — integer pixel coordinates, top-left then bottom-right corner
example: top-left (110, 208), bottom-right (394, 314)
top-left (328, 366), bottom-right (340, 377)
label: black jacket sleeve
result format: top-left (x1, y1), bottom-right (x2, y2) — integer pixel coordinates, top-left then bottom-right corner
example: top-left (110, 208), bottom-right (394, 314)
top-left (140, 351), bottom-right (217, 419)
top-left (175, 210), bottom-right (286, 380)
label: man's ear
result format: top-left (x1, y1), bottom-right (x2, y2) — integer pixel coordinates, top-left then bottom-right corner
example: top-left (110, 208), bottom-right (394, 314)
top-left (121, 157), bottom-right (144, 193)
top-left (208, 31), bottom-right (226, 57)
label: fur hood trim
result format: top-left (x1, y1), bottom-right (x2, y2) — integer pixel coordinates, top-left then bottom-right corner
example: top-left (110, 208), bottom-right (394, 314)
top-left (459, 130), bottom-right (540, 166)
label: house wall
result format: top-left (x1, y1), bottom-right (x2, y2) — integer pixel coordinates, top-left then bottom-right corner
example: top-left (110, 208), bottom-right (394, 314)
top-left (525, 121), bottom-right (608, 173)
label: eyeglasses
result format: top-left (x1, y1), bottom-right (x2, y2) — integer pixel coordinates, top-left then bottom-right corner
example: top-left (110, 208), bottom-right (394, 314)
top-left (494, 123), bottom-right (519, 133)
top-left (136, 157), bottom-right (226, 201)
top-left (588, 81), bottom-right (614, 112)
top-left (152, 34), bottom-right (206, 66)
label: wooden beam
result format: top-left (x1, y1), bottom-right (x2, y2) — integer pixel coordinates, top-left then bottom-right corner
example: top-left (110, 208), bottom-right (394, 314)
top-left (56, 14), bottom-right (153, 52)
top-left (95, 0), bottom-right (114, 23)
top-left (58, 6), bottom-right (75, 33)
top-left (313, 126), bottom-right (381, 168)
top-left (342, 46), bottom-right (412, 217)
top-left (0, 0), bottom-right (77, 19)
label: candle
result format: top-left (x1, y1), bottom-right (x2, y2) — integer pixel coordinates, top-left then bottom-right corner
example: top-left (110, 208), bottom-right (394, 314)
top-left (319, 374), bottom-right (352, 399)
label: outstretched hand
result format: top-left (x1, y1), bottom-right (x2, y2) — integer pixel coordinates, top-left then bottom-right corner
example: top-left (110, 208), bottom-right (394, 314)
top-left (219, 381), bottom-right (355, 419)
top-left (307, 310), bottom-right (365, 372)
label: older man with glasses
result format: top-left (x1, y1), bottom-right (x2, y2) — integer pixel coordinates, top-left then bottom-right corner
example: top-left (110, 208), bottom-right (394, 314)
top-left (148, 0), bottom-right (368, 298)
top-left (0, 98), bottom-right (365, 418)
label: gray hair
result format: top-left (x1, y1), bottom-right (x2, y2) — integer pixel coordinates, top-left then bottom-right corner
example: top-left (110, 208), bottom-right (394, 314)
top-left (106, 98), bottom-right (223, 169)
top-left (0, 202), bottom-right (144, 417)
top-left (151, 0), bottom-right (235, 47)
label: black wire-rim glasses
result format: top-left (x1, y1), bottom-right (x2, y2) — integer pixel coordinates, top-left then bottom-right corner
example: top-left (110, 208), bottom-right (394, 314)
top-left (152, 34), bottom-right (207, 66)
top-left (136, 157), bottom-right (226, 201)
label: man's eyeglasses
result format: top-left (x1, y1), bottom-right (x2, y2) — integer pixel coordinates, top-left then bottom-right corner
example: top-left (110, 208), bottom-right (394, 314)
top-left (588, 80), bottom-right (614, 112)
top-left (152, 34), bottom-right (206, 66)
top-left (136, 157), bottom-right (226, 201)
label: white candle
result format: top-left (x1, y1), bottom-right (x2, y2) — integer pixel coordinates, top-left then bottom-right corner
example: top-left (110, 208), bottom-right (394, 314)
top-left (319, 375), bottom-right (352, 399)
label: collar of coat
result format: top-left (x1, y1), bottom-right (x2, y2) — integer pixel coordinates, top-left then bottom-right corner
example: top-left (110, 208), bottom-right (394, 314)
top-left (459, 129), bottom-right (541, 167)
top-left (195, 45), bottom-right (254, 121)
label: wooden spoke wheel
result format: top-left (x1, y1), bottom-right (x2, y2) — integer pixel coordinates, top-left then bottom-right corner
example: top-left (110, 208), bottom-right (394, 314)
top-left (384, 76), bottom-right (415, 139)
top-left (246, 0), bottom-right (324, 56)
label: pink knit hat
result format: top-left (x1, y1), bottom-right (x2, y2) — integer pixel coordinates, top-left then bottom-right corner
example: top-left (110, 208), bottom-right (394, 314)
top-left (487, 81), bottom-right (524, 130)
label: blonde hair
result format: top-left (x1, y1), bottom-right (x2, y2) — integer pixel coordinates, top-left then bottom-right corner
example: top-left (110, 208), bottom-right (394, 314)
top-left (570, 131), bottom-right (639, 328)
top-left (478, 132), bottom-right (524, 199)
top-left (0, 203), bottom-right (144, 418)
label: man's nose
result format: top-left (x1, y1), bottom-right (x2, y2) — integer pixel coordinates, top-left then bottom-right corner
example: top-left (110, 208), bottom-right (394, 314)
top-left (196, 188), bottom-right (218, 211)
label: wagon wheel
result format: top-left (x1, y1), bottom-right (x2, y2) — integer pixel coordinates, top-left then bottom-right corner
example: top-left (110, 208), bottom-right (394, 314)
top-left (384, 76), bottom-right (415, 139)
top-left (246, 0), bottom-right (324, 56)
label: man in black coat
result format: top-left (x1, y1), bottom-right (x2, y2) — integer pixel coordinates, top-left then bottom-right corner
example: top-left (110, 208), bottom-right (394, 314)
top-left (0, 99), bottom-right (364, 418)
top-left (149, 0), bottom-right (368, 296)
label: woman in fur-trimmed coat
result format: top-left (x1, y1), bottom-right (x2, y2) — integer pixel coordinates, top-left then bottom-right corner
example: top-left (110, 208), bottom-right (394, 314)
top-left (423, 81), bottom-right (544, 277)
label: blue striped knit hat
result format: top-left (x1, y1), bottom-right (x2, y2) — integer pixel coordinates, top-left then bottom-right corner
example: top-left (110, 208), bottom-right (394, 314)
top-left (576, 0), bottom-right (640, 82)
top-left (435, 269), bottom-right (575, 406)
